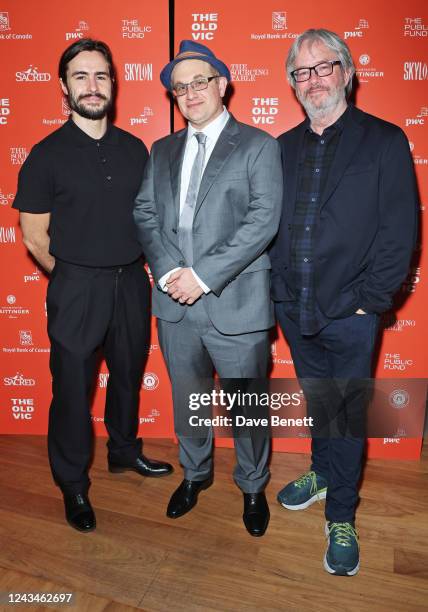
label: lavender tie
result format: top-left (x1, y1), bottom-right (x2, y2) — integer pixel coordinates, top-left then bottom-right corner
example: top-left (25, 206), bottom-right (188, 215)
top-left (179, 132), bottom-right (207, 266)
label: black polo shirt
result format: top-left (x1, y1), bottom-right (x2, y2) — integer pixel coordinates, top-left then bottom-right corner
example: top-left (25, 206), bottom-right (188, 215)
top-left (13, 119), bottom-right (148, 267)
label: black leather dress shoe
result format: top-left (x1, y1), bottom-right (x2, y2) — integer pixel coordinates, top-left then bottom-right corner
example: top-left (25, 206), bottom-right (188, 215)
top-left (166, 477), bottom-right (213, 519)
top-left (64, 493), bottom-right (96, 532)
top-left (243, 492), bottom-right (270, 537)
top-left (108, 454), bottom-right (173, 477)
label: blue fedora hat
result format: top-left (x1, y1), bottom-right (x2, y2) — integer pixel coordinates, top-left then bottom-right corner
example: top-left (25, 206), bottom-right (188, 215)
top-left (160, 39), bottom-right (231, 91)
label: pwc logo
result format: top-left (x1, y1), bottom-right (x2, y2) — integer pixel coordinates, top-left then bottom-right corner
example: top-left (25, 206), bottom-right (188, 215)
top-left (405, 106), bottom-right (427, 127)
top-left (344, 18), bottom-right (369, 40)
top-left (65, 20), bottom-right (89, 41)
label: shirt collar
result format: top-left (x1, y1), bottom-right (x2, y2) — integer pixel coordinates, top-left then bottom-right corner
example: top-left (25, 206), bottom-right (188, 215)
top-left (65, 118), bottom-right (119, 147)
top-left (186, 106), bottom-right (230, 143)
top-left (305, 104), bottom-right (349, 137)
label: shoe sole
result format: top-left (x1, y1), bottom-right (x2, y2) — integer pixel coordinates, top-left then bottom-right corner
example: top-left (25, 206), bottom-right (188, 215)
top-left (167, 499), bottom-right (197, 519)
top-left (66, 518), bottom-right (96, 533)
top-left (323, 522), bottom-right (359, 576)
top-left (245, 529), bottom-right (267, 537)
top-left (108, 465), bottom-right (173, 477)
top-left (278, 488), bottom-right (327, 510)
top-left (323, 553), bottom-right (359, 576)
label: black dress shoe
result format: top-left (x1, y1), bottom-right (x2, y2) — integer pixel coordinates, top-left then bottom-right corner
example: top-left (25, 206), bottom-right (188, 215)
top-left (167, 477), bottom-right (213, 519)
top-left (64, 493), bottom-right (96, 532)
top-left (243, 492), bottom-right (270, 537)
top-left (108, 454), bottom-right (173, 477)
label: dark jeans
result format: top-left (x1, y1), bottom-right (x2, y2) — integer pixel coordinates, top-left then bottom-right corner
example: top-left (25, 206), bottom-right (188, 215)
top-left (275, 304), bottom-right (379, 522)
top-left (47, 260), bottom-right (151, 495)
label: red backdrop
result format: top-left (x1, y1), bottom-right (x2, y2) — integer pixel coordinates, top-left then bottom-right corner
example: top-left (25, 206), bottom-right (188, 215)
top-left (1, 0), bottom-right (426, 460)
top-left (174, 0), bottom-right (427, 459)
top-left (0, 0), bottom-right (174, 437)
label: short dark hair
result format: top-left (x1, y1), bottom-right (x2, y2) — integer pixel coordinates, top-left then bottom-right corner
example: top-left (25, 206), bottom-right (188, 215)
top-left (58, 38), bottom-right (115, 83)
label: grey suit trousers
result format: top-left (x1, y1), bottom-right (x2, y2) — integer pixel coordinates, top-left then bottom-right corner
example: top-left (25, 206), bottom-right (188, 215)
top-left (158, 298), bottom-right (270, 493)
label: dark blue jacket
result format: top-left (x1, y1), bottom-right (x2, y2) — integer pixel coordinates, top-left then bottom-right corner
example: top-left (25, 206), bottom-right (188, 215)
top-left (270, 105), bottom-right (418, 317)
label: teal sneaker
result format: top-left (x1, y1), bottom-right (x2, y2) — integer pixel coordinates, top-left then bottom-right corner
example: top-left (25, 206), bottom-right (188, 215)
top-left (324, 522), bottom-right (360, 576)
top-left (277, 471), bottom-right (328, 510)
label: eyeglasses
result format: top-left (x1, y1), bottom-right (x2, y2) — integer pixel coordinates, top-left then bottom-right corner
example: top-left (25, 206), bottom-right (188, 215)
top-left (172, 75), bottom-right (220, 97)
top-left (291, 60), bottom-right (342, 83)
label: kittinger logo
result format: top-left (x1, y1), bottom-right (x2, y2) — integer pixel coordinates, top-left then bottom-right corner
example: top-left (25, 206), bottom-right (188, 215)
top-left (389, 389), bottom-right (410, 409)
top-left (143, 372), bottom-right (159, 390)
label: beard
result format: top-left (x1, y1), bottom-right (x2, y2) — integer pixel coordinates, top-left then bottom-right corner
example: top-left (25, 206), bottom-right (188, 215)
top-left (297, 83), bottom-right (346, 122)
top-left (67, 91), bottom-right (113, 120)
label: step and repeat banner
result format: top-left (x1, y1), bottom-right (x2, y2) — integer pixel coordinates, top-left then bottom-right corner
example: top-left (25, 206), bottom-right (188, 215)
top-left (1, 0), bottom-right (427, 459)
top-left (174, 0), bottom-right (428, 460)
top-left (0, 0), bottom-right (174, 436)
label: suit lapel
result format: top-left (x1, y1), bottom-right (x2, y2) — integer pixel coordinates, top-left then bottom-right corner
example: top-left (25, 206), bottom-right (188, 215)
top-left (283, 123), bottom-right (306, 223)
top-left (194, 116), bottom-right (241, 217)
top-left (169, 129), bottom-right (187, 222)
top-left (320, 107), bottom-right (365, 208)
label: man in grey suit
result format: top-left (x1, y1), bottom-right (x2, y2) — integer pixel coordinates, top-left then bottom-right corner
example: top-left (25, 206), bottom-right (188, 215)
top-left (134, 40), bottom-right (282, 536)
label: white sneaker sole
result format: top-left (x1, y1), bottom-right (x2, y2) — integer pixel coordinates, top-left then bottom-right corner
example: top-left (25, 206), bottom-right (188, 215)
top-left (323, 522), bottom-right (360, 576)
top-left (323, 554), bottom-right (360, 576)
top-left (278, 488), bottom-right (327, 510)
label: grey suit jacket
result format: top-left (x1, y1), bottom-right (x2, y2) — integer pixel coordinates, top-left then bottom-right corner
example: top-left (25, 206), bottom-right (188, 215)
top-left (133, 114), bottom-right (283, 335)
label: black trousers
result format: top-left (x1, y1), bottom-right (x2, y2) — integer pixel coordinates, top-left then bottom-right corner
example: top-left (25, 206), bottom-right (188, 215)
top-left (46, 260), bottom-right (151, 495)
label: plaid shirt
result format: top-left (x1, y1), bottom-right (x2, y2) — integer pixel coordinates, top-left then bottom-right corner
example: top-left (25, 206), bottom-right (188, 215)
top-left (286, 110), bottom-right (346, 335)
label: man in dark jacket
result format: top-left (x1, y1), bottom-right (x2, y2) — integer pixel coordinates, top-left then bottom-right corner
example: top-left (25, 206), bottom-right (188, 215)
top-left (270, 28), bottom-right (418, 575)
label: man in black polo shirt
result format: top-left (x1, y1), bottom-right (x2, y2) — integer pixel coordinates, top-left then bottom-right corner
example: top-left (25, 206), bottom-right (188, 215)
top-left (13, 39), bottom-right (173, 533)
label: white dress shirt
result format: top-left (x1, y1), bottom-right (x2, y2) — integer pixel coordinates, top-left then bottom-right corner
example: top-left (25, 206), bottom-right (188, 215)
top-left (159, 106), bottom-right (230, 293)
